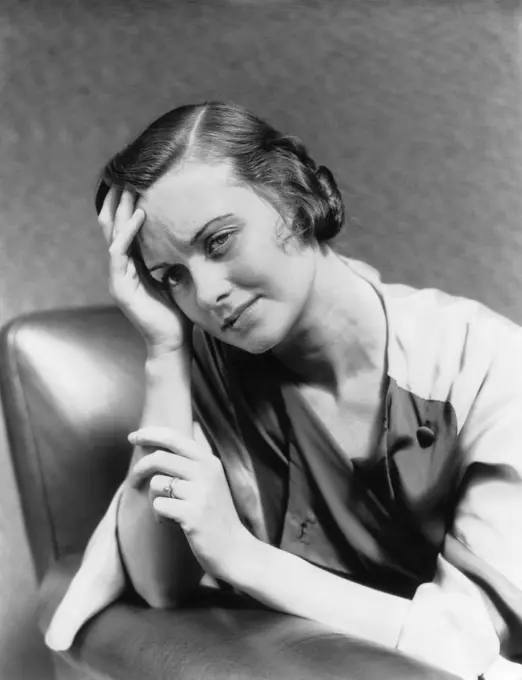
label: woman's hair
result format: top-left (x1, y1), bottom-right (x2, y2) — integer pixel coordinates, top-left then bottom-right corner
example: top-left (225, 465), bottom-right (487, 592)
top-left (95, 101), bottom-right (345, 245)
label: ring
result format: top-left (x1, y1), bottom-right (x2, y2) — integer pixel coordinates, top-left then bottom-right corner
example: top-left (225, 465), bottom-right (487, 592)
top-left (164, 477), bottom-right (179, 499)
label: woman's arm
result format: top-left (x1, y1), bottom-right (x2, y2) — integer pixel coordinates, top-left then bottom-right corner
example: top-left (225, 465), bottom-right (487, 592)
top-left (228, 533), bottom-right (409, 647)
top-left (226, 535), bottom-right (499, 680)
top-left (117, 347), bottom-right (204, 607)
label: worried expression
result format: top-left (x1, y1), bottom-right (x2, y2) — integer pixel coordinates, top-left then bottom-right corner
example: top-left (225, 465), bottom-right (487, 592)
top-left (136, 160), bottom-right (319, 353)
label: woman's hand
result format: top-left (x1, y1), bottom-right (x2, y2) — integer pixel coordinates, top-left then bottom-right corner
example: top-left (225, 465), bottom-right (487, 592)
top-left (99, 186), bottom-right (193, 354)
top-left (128, 424), bottom-right (252, 580)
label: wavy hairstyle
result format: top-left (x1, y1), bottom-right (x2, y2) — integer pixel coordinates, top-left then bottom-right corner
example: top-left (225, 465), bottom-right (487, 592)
top-left (95, 101), bottom-right (345, 249)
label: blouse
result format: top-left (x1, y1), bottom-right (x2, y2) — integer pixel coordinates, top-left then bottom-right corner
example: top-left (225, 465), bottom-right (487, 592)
top-left (45, 258), bottom-right (522, 679)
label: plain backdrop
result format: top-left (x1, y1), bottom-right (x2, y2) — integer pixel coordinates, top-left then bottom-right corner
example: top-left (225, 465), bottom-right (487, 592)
top-left (0, 1), bottom-right (521, 678)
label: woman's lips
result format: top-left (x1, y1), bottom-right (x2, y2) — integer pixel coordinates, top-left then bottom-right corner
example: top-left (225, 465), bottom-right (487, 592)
top-left (222, 297), bottom-right (259, 330)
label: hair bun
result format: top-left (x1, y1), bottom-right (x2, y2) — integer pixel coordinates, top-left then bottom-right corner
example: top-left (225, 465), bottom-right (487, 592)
top-left (315, 165), bottom-right (345, 240)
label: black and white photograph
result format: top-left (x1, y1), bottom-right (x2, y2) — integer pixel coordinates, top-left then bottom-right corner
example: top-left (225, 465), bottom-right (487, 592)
top-left (0, 2), bottom-right (521, 679)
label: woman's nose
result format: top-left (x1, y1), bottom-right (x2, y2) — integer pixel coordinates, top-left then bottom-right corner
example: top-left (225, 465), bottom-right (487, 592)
top-left (191, 262), bottom-right (231, 311)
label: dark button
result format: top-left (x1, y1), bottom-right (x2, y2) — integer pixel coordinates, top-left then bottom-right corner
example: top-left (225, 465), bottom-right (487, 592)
top-left (297, 516), bottom-right (316, 541)
top-left (416, 425), bottom-right (436, 448)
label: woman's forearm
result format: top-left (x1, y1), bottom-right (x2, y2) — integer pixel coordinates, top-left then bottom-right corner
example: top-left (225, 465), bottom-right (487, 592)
top-left (228, 534), bottom-right (410, 648)
top-left (117, 347), bottom-right (203, 607)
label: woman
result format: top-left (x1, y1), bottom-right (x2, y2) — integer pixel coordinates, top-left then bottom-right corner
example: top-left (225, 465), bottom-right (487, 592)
top-left (45, 102), bottom-right (522, 680)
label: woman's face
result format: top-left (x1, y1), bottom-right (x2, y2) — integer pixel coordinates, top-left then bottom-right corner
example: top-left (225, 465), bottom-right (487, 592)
top-left (136, 160), bottom-right (320, 354)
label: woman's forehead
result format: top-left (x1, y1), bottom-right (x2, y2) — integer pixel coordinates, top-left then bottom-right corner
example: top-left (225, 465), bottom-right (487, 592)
top-left (135, 163), bottom-right (248, 264)
top-left (138, 164), bottom-right (247, 231)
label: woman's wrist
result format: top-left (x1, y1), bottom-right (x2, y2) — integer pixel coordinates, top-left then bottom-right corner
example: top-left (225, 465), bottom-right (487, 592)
top-left (144, 344), bottom-right (192, 380)
top-left (146, 341), bottom-right (192, 362)
top-left (140, 345), bottom-right (194, 438)
top-left (215, 527), bottom-right (264, 590)
top-left (216, 526), bottom-right (261, 585)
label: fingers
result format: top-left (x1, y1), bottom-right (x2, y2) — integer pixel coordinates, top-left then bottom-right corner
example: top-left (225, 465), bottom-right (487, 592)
top-left (152, 496), bottom-right (185, 524)
top-left (98, 186), bottom-right (121, 243)
top-left (149, 474), bottom-right (189, 500)
top-left (113, 190), bottom-right (144, 247)
top-left (114, 188), bottom-right (135, 231)
top-left (99, 186), bottom-right (145, 253)
top-left (129, 427), bottom-right (212, 461)
top-left (130, 449), bottom-right (196, 488)
top-left (109, 206), bottom-right (145, 257)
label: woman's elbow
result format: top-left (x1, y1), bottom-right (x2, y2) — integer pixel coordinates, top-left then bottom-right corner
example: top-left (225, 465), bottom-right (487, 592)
top-left (134, 573), bottom-right (202, 610)
top-left (142, 590), bottom-right (180, 610)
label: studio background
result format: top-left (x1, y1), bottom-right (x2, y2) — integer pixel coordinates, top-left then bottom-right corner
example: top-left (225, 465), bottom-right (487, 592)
top-left (1, 1), bottom-right (521, 678)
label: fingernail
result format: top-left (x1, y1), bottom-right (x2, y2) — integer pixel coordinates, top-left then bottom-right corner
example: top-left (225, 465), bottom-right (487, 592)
top-left (128, 432), bottom-right (137, 444)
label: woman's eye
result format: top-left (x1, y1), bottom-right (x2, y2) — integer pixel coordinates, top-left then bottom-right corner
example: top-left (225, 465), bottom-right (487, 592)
top-left (158, 232), bottom-right (235, 293)
top-left (162, 266), bottom-right (183, 290)
top-left (206, 232), bottom-right (233, 256)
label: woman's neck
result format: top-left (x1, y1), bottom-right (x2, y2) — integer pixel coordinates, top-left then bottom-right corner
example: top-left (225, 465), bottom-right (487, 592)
top-left (270, 250), bottom-right (387, 398)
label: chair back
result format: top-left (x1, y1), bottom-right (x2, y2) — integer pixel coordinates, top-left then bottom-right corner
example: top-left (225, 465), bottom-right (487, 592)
top-left (0, 305), bottom-right (146, 581)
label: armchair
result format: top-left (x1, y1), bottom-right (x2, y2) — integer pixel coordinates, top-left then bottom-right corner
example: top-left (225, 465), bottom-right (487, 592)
top-left (0, 305), bottom-right (458, 680)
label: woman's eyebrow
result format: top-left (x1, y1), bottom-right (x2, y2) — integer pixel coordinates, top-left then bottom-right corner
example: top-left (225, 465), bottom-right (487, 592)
top-left (189, 212), bottom-right (234, 246)
top-left (148, 213), bottom-right (234, 273)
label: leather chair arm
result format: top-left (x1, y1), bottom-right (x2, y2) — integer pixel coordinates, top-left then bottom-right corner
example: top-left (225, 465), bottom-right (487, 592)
top-left (38, 555), bottom-right (458, 680)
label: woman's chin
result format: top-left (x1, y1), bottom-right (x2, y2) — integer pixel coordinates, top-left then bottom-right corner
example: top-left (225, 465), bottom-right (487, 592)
top-left (227, 329), bottom-right (279, 354)
top-left (236, 319), bottom-right (299, 356)
top-left (221, 317), bottom-right (287, 355)
top-left (203, 301), bottom-right (293, 355)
